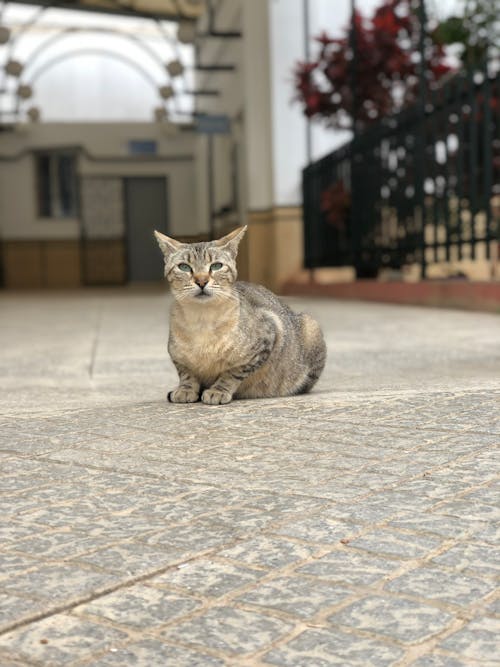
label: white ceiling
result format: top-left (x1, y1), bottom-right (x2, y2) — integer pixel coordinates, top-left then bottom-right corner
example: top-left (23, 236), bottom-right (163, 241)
top-left (7, 0), bottom-right (206, 20)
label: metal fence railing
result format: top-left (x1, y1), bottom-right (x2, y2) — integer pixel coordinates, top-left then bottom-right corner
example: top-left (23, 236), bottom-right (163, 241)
top-left (303, 68), bottom-right (500, 278)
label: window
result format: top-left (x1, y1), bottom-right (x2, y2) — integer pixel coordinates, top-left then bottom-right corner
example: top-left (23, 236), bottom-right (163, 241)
top-left (36, 151), bottom-right (78, 218)
top-left (127, 140), bottom-right (157, 156)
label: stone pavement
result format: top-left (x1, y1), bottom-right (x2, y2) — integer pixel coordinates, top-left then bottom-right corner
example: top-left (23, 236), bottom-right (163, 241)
top-left (0, 287), bottom-right (499, 667)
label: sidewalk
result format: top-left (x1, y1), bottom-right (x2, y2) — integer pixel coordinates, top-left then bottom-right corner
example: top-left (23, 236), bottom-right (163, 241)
top-left (1, 288), bottom-right (499, 666)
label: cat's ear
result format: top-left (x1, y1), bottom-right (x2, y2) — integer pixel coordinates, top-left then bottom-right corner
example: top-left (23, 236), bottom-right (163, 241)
top-left (215, 225), bottom-right (247, 255)
top-left (154, 230), bottom-right (183, 257)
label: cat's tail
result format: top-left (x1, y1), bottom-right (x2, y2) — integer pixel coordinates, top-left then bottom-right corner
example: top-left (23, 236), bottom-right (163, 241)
top-left (294, 314), bottom-right (327, 394)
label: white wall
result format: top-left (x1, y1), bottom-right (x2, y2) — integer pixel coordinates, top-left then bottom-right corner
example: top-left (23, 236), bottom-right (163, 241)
top-left (308, 0), bottom-right (354, 161)
top-left (269, 0), bottom-right (308, 207)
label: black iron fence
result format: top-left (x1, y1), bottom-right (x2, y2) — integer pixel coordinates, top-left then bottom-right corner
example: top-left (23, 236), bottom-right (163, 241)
top-left (303, 68), bottom-right (500, 277)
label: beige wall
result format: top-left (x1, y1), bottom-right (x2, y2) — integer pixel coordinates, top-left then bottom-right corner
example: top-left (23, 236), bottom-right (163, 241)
top-left (238, 206), bottom-right (303, 292)
top-left (0, 122), bottom-right (199, 241)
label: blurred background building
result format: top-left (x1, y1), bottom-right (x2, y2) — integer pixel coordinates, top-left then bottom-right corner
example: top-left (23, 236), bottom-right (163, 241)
top-left (0, 0), bottom-right (498, 293)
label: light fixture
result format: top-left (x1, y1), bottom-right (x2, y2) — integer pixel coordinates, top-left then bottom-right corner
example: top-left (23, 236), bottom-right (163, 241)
top-left (17, 84), bottom-right (33, 99)
top-left (154, 107), bottom-right (168, 121)
top-left (159, 84), bottom-right (174, 99)
top-left (5, 60), bottom-right (23, 77)
top-left (27, 106), bottom-right (40, 122)
top-left (166, 59), bottom-right (184, 77)
top-left (177, 21), bottom-right (197, 44)
top-left (0, 26), bottom-right (11, 44)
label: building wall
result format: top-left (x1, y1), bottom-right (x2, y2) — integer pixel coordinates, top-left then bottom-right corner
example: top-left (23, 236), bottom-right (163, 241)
top-left (0, 4), bottom-right (195, 124)
top-left (191, 0), bottom-right (362, 291)
top-left (0, 122), bottom-right (198, 287)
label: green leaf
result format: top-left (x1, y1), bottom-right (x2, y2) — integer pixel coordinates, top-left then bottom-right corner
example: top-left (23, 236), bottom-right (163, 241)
top-left (433, 16), bottom-right (469, 46)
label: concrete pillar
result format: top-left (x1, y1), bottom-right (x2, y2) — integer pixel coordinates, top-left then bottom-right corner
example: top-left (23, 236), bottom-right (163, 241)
top-left (242, 0), bottom-right (273, 212)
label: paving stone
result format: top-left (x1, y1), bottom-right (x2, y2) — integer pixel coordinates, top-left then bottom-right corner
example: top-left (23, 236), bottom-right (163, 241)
top-left (460, 484), bottom-right (499, 507)
top-left (20, 506), bottom-right (108, 531)
top-left (300, 480), bottom-right (370, 501)
top-left (485, 597), bottom-right (500, 617)
top-left (241, 493), bottom-right (327, 515)
top-left (0, 593), bottom-right (46, 631)
top-left (0, 518), bottom-right (54, 547)
top-left (90, 638), bottom-right (225, 666)
top-left (5, 530), bottom-right (112, 559)
top-left (429, 465), bottom-right (497, 491)
top-left (149, 558), bottom-right (264, 598)
top-left (349, 530), bottom-right (442, 559)
top-left (328, 595), bottom-right (454, 644)
top-left (236, 575), bottom-right (352, 619)
top-left (0, 554), bottom-right (40, 580)
top-left (433, 499), bottom-right (500, 521)
top-left (334, 497), bottom-right (415, 523)
top-left (75, 542), bottom-right (180, 576)
top-left (274, 515), bottom-right (359, 544)
top-left (472, 523), bottom-right (500, 544)
top-left (160, 606), bottom-right (293, 655)
top-left (180, 486), bottom-right (261, 508)
top-left (3, 486), bottom-right (100, 517)
top-left (0, 614), bottom-right (129, 665)
top-left (0, 475), bottom-right (41, 493)
top-left (386, 566), bottom-right (495, 606)
top-left (1, 291), bottom-right (500, 665)
top-left (431, 542), bottom-right (500, 577)
top-left (262, 628), bottom-right (404, 666)
top-left (216, 536), bottom-right (319, 569)
top-left (128, 500), bottom-right (210, 523)
top-left (76, 585), bottom-right (200, 629)
top-left (388, 515), bottom-right (485, 539)
top-left (82, 471), bottom-right (155, 492)
top-left (297, 548), bottom-right (398, 585)
top-left (87, 516), bottom-right (170, 540)
top-left (205, 507), bottom-right (274, 532)
top-left (145, 522), bottom-right (240, 555)
top-left (439, 617), bottom-right (500, 661)
top-left (0, 655), bottom-right (28, 667)
top-left (409, 655), bottom-right (491, 667)
top-left (3, 564), bottom-right (118, 602)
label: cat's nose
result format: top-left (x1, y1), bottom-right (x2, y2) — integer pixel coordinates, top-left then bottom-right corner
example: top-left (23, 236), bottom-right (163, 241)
top-left (194, 275), bottom-right (209, 289)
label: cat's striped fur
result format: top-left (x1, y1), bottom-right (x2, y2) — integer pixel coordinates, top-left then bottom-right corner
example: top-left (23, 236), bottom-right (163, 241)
top-left (154, 226), bottom-right (326, 405)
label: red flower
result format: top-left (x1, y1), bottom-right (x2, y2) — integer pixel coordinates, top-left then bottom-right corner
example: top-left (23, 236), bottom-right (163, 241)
top-left (431, 62), bottom-right (452, 78)
top-left (293, 0), bottom-right (456, 129)
top-left (316, 31), bottom-right (336, 46)
top-left (373, 11), bottom-right (400, 35)
top-left (321, 182), bottom-right (351, 230)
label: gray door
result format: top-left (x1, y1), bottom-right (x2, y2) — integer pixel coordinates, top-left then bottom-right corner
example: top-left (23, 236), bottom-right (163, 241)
top-left (124, 177), bottom-right (168, 282)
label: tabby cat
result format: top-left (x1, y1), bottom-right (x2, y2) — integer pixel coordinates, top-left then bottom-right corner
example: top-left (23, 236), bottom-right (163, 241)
top-left (154, 226), bottom-right (326, 405)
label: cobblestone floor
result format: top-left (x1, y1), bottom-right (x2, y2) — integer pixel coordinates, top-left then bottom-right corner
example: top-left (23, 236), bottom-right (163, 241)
top-left (0, 288), bottom-right (499, 666)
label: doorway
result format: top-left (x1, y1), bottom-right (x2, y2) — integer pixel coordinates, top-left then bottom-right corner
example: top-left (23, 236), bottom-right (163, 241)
top-left (124, 177), bottom-right (168, 282)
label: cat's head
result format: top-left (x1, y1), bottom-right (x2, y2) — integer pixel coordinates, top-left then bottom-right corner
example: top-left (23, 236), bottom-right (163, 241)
top-left (154, 226), bottom-right (247, 304)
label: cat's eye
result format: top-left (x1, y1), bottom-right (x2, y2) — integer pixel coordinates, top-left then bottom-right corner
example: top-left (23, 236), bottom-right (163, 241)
top-left (177, 263), bottom-right (192, 272)
top-left (210, 262), bottom-right (223, 271)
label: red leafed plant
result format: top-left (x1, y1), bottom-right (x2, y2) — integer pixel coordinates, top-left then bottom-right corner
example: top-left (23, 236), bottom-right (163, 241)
top-left (321, 182), bottom-right (351, 230)
top-left (294, 0), bottom-right (453, 130)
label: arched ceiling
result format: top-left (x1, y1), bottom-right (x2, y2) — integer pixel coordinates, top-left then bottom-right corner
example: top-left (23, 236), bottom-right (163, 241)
top-left (8, 0), bottom-right (206, 21)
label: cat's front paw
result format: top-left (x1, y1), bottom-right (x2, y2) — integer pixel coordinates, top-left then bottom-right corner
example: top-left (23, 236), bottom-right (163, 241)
top-left (168, 388), bottom-right (200, 403)
top-left (201, 388), bottom-right (233, 405)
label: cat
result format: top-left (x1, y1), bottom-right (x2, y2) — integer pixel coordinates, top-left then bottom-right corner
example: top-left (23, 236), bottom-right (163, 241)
top-left (154, 226), bottom-right (326, 405)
